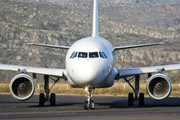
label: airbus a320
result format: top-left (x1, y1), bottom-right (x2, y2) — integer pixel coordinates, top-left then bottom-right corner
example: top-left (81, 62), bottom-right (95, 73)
top-left (0, 0), bottom-right (180, 110)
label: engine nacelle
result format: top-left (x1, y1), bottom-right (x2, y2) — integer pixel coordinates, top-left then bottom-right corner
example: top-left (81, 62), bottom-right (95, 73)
top-left (146, 74), bottom-right (172, 100)
top-left (9, 74), bottom-right (35, 101)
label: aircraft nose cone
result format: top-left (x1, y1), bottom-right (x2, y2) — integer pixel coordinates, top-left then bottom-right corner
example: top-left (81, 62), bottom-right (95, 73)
top-left (67, 61), bottom-right (106, 85)
top-left (77, 62), bottom-right (98, 82)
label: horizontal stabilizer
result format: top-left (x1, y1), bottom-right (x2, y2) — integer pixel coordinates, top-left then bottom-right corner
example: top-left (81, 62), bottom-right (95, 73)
top-left (28, 43), bottom-right (70, 49)
top-left (113, 42), bottom-right (164, 52)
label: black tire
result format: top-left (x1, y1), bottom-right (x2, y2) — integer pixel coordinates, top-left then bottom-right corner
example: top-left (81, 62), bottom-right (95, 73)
top-left (139, 93), bottom-right (144, 106)
top-left (128, 93), bottom-right (134, 106)
top-left (50, 93), bottom-right (56, 106)
top-left (89, 100), bottom-right (95, 110)
top-left (83, 101), bottom-right (88, 110)
top-left (39, 93), bottom-right (45, 106)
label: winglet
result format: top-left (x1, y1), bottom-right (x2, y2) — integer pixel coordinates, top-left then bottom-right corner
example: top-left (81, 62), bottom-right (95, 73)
top-left (91, 0), bottom-right (99, 38)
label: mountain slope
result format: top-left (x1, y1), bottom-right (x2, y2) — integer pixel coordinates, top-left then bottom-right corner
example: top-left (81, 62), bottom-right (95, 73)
top-left (1, 0), bottom-right (180, 81)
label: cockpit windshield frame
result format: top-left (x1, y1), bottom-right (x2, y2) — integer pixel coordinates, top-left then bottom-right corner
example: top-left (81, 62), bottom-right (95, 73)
top-left (70, 51), bottom-right (108, 59)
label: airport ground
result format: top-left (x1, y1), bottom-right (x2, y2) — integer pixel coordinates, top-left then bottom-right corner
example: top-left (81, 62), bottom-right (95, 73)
top-left (0, 94), bottom-right (180, 120)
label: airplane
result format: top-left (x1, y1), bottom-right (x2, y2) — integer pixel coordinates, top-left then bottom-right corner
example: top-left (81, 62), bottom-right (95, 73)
top-left (1, 0), bottom-right (180, 110)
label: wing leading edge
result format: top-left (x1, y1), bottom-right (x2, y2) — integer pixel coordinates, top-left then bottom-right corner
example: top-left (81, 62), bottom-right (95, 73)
top-left (117, 64), bottom-right (180, 78)
top-left (0, 64), bottom-right (65, 77)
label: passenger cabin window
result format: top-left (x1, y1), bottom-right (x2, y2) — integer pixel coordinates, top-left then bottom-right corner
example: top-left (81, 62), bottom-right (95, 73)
top-left (89, 52), bottom-right (99, 58)
top-left (78, 52), bottom-right (87, 58)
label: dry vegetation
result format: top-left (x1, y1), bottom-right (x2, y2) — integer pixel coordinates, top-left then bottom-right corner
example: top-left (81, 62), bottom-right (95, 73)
top-left (1, 83), bottom-right (180, 96)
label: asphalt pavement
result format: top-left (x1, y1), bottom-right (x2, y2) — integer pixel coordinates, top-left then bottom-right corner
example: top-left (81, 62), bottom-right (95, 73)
top-left (0, 94), bottom-right (180, 120)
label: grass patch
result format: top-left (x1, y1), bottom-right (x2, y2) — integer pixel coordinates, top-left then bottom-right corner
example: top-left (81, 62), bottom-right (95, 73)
top-left (0, 83), bottom-right (10, 92)
top-left (0, 83), bottom-right (180, 96)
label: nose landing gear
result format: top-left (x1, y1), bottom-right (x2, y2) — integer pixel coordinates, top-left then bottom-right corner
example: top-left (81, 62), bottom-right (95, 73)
top-left (83, 87), bottom-right (95, 110)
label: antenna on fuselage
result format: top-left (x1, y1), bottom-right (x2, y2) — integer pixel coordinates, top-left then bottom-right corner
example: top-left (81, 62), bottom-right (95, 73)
top-left (91, 0), bottom-right (99, 38)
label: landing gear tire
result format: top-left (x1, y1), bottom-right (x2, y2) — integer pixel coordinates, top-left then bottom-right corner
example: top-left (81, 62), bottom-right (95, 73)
top-left (89, 100), bottom-right (95, 110)
top-left (128, 93), bottom-right (134, 106)
top-left (139, 93), bottom-right (144, 106)
top-left (50, 93), bottom-right (56, 106)
top-left (39, 93), bottom-right (45, 106)
top-left (83, 100), bottom-right (95, 110)
top-left (83, 101), bottom-right (88, 110)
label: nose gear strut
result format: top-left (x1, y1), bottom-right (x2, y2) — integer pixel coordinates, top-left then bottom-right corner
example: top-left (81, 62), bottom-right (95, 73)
top-left (83, 87), bottom-right (95, 110)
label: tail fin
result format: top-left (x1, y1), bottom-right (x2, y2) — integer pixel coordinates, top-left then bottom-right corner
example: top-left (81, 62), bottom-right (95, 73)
top-left (91, 0), bottom-right (99, 38)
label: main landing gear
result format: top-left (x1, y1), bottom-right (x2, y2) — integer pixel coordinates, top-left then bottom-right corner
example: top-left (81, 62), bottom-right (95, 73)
top-left (39, 75), bottom-right (60, 106)
top-left (124, 75), bottom-right (145, 106)
top-left (83, 87), bottom-right (95, 110)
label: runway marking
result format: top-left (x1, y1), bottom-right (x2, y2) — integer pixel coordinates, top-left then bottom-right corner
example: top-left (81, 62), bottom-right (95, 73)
top-left (0, 108), bottom-right (180, 117)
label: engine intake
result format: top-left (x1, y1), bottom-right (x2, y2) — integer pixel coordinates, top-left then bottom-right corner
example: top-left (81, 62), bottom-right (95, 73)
top-left (9, 74), bottom-right (35, 101)
top-left (146, 74), bottom-right (172, 100)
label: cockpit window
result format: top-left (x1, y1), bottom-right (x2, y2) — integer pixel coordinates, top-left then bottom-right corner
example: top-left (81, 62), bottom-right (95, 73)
top-left (99, 52), bottom-right (105, 58)
top-left (102, 52), bottom-right (108, 59)
top-left (78, 52), bottom-right (87, 58)
top-left (72, 52), bottom-right (78, 58)
top-left (70, 52), bottom-right (78, 59)
top-left (71, 51), bottom-right (107, 59)
top-left (89, 52), bottom-right (99, 58)
top-left (70, 52), bottom-right (75, 58)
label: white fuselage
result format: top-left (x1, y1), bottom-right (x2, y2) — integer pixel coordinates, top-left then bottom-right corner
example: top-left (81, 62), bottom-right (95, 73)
top-left (64, 37), bottom-right (118, 88)
top-left (63, 0), bottom-right (119, 89)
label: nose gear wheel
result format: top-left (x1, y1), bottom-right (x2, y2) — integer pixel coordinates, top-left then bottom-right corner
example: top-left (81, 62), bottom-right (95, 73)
top-left (83, 87), bottom-right (95, 110)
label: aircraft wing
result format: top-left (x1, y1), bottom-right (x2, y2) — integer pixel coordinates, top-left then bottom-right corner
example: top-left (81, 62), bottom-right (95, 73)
top-left (27, 43), bottom-right (70, 49)
top-left (0, 64), bottom-right (65, 77)
top-left (113, 42), bottom-right (164, 52)
top-left (117, 64), bottom-right (180, 78)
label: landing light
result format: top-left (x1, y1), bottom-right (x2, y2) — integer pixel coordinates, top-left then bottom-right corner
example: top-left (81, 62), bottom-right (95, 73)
top-left (85, 87), bottom-right (88, 92)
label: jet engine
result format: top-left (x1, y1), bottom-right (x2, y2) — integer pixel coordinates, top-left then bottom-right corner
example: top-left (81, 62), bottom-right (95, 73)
top-left (9, 74), bottom-right (35, 101)
top-left (146, 74), bottom-right (172, 100)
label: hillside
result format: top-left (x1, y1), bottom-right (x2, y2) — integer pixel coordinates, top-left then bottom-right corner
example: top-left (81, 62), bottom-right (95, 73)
top-left (1, 0), bottom-right (180, 82)
top-left (8, 0), bottom-right (180, 28)
top-left (16, 0), bottom-right (180, 5)
top-left (51, 0), bottom-right (180, 29)
top-left (111, 0), bottom-right (180, 4)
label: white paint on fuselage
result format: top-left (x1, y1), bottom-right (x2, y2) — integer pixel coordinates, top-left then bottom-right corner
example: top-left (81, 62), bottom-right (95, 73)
top-left (65, 37), bottom-right (115, 88)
